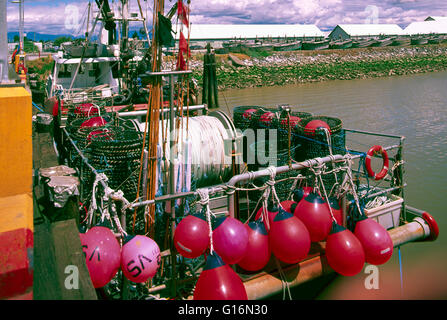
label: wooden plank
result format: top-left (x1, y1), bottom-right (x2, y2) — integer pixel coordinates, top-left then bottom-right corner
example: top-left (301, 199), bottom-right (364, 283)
top-left (33, 221), bottom-right (62, 300)
top-left (50, 219), bottom-right (97, 300)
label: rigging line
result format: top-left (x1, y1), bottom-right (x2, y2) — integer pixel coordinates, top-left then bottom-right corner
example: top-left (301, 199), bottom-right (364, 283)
top-left (69, 0), bottom-right (105, 91)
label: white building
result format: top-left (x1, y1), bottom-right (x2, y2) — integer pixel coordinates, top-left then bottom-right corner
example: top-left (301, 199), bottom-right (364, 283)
top-left (403, 20), bottom-right (447, 35)
top-left (328, 24), bottom-right (403, 40)
top-left (425, 16), bottom-right (447, 22)
top-left (186, 24), bottom-right (325, 47)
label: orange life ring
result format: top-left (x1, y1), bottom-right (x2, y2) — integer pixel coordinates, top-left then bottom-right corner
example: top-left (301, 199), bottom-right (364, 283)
top-left (365, 145), bottom-right (389, 180)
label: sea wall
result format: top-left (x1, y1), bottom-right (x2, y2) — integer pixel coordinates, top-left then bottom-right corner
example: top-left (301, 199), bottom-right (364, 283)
top-left (190, 45), bottom-right (447, 90)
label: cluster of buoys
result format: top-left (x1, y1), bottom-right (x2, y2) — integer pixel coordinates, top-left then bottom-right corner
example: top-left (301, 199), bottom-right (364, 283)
top-left (79, 223), bottom-right (161, 288)
top-left (174, 184), bottom-right (396, 299)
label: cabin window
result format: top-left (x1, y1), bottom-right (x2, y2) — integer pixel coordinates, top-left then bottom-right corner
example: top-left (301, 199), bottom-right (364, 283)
top-left (89, 63), bottom-right (100, 77)
top-left (58, 64), bottom-right (71, 78)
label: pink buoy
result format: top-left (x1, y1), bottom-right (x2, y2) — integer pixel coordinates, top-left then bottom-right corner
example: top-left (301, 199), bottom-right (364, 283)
top-left (174, 212), bottom-right (210, 259)
top-left (242, 108), bottom-right (258, 120)
top-left (304, 119), bottom-right (331, 136)
top-left (293, 192), bottom-right (333, 242)
top-left (325, 222), bottom-right (365, 276)
top-left (354, 215), bottom-right (393, 265)
top-left (212, 216), bottom-right (249, 265)
top-left (121, 235), bottom-right (161, 283)
top-left (194, 252), bottom-right (248, 300)
top-left (82, 224), bottom-right (121, 288)
top-left (81, 116), bottom-right (107, 128)
top-left (269, 209), bottom-right (311, 264)
top-left (237, 220), bottom-right (270, 272)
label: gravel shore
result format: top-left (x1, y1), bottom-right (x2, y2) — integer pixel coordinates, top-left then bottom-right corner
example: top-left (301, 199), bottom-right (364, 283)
top-left (186, 44), bottom-right (447, 90)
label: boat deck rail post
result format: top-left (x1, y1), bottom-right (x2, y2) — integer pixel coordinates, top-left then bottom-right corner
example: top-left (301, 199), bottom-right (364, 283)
top-left (146, 68), bottom-right (193, 299)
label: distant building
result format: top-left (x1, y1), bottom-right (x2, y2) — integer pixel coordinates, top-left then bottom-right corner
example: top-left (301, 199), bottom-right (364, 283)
top-left (328, 24), bottom-right (403, 40)
top-left (424, 16), bottom-right (447, 22)
top-left (186, 24), bottom-right (325, 47)
top-left (402, 20), bottom-right (447, 36)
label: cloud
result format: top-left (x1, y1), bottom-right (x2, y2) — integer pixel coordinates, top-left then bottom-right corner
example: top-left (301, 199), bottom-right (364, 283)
top-left (5, 0), bottom-right (447, 35)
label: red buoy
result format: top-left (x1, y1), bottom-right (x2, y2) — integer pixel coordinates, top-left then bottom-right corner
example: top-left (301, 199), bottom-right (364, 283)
top-left (354, 215), bottom-right (393, 265)
top-left (325, 222), bottom-right (365, 276)
top-left (237, 220), bottom-right (271, 272)
top-left (304, 120), bottom-right (330, 136)
top-left (293, 192), bottom-right (333, 242)
top-left (194, 252), bottom-right (247, 300)
top-left (121, 235), bottom-right (161, 283)
top-left (86, 129), bottom-right (113, 142)
top-left (280, 200), bottom-right (298, 215)
top-left (75, 103), bottom-right (98, 117)
top-left (81, 116), bottom-right (107, 128)
top-left (242, 108), bottom-right (258, 120)
top-left (280, 116), bottom-right (302, 128)
top-left (212, 216), bottom-right (249, 264)
top-left (259, 112), bottom-right (275, 125)
top-left (174, 212), bottom-right (210, 259)
top-left (269, 209), bottom-right (311, 264)
top-left (328, 197), bottom-right (343, 226)
top-left (292, 186), bottom-right (313, 203)
top-left (254, 205), bottom-right (279, 230)
top-left (81, 225), bottom-right (121, 288)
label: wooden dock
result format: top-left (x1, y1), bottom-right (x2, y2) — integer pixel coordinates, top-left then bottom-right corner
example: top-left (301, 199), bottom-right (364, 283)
top-left (32, 120), bottom-right (97, 300)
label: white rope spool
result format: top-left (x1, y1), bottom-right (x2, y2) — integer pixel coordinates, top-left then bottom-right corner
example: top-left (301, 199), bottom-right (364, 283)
top-left (135, 114), bottom-right (239, 189)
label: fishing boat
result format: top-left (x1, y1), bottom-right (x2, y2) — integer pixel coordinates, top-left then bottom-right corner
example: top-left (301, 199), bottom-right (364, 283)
top-left (329, 39), bottom-right (353, 49)
top-left (370, 37), bottom-right (394, 47)
top-left (428, 36), bottom-right (442, 44)
top-left (410, 36), bottom-right (429, 45)
top-left (391, 37), bottom-right (411, 47)
top-left (273, 41), bottom-right (302, 52)
top-left (1, 0), bottom-right (440, 301)
top-left (301, 39), bottom-right (330, 50)
top-left (228, 53), bottom-right (249, 67)
top-left (243, 42), bottom-right (274, 53)
top-left (351, 38), bottom-right (378, 48)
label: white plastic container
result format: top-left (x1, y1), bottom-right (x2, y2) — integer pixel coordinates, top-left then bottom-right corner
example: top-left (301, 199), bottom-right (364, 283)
top-left (364, 194), bottom-right (403, 230)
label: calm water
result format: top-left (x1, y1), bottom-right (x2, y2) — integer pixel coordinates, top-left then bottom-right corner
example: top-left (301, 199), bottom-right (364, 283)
top-left (218, 71), bottom-right (447, 299)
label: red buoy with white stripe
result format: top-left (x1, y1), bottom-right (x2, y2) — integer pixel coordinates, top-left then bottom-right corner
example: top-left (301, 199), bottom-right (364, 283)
top-left (174, 212), bottom-right (210, 259)
top-left (365, 145), bottom-right (389, 180)
top-left (354, 215), bottom-right (393, 265)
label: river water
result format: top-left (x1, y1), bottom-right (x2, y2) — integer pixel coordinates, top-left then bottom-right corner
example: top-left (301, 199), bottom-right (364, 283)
top-left (218, 71), bottom-right (447, 299)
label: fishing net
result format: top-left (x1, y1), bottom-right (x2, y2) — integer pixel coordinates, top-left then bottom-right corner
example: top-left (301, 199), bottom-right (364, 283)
top-left (295, 115), bottom-right (346, 192)
top-left (247, 140), bottom-right (300, 202)
top-left (272, 110), bottom-right (312, 151)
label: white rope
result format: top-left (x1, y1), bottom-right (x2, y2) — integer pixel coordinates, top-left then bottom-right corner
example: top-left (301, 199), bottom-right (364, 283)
top-left (197, 188), bottom-right (216, 254)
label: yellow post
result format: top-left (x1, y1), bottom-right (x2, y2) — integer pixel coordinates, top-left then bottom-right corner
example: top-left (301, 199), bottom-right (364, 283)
top-left (0, 85), bottom-right (33, 299)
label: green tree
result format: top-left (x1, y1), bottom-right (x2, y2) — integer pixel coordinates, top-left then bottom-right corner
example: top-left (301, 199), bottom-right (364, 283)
top-left (54, 36), bottom-right (73, 47)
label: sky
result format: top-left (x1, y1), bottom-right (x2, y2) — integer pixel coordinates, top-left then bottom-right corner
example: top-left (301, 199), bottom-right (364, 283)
top-left (5, 0), bottom-right (447, 36)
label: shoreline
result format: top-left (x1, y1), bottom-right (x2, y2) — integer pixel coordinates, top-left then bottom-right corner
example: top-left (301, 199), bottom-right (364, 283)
top-left (189, 44), bottom-right (447, 90)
